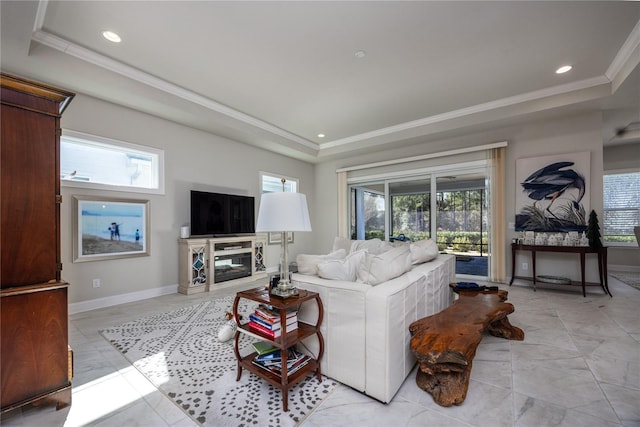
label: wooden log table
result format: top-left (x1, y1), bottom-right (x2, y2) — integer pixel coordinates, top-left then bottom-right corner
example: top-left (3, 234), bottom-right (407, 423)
top-left (409, 285), bottom-right (524, 407)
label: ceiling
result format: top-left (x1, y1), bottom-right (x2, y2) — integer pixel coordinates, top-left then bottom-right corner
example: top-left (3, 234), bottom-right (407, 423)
top-left (1, 1), bottom-right (639, 163)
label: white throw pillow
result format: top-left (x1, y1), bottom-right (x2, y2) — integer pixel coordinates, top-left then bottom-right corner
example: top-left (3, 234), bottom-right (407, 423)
top-left (317, 250), bottom-right (367, 281)
top-left (332, 236), bottom-right (353, 254)
top-left (350, 238), bottom-right (383, 254)
top-left (410, 239), bottom-right (439, 265)
top-left (296, 249), bottom-right (346, 275)
top-left (357, 244), bottom-right (412, 285)
top-left (378, 240), bottom-right (395, 253)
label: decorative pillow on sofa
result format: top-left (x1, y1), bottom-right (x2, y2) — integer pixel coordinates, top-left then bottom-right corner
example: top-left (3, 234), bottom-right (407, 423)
top-left (296, 249), bottom-right (346, 275)
top-left (317, 250), bottom-right (367, 281)
top-left (410, 238), bottom-right (439, 265)
top-left (350, 238), bottom-right (381, 254)
top-left (357, 244), bottom-right (412, 285)
top-left (332, 236), bottom-right (354, 254)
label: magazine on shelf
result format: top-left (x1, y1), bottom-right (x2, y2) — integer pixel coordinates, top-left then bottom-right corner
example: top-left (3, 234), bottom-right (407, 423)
top-left (252, 348), bottom-right (311, 376)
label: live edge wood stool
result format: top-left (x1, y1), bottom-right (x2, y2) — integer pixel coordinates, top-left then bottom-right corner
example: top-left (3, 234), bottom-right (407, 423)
top-left (409, 284), bottom-right (524, 407)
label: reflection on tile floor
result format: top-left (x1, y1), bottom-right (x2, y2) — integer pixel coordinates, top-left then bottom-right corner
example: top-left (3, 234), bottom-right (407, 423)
top-left (3, 276), bottom-right (639, 427)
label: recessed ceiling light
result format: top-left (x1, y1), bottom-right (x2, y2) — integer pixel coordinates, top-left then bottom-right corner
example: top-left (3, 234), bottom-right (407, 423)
top-left (354, 50), bottom-right (366, 59)
top-left (102, 30), bottom-right (122, 43)
top-left (317, 134), bottom-right (325, 138)
top-left (555, 65), bottom-right (572, 74)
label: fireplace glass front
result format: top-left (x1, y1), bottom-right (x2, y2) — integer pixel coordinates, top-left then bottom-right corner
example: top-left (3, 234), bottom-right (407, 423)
top-left (214, 252), bottom-right (252, 283)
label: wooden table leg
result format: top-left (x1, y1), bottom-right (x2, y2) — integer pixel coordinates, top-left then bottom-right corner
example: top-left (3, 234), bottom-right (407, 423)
top-left (580, 253), bottom-right (586, 297)
top-left (599, 248), bottom-right (612, 297)
top-left (510, 245), bottom-right (516, 285)
top-left (531, 250), bottom-right (537, 291)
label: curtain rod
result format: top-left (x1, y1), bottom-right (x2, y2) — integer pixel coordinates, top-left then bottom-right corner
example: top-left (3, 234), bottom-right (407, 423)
top-left (336, 141), bottom-right (508, 173)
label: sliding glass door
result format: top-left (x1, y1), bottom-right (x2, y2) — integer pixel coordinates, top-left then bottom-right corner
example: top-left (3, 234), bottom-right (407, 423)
top-left (389, 178), bottom-right (431, 241)
top-left (435, 172), bottom-right (488, 277)
top-left (348, 165), bottom-right (489, 277)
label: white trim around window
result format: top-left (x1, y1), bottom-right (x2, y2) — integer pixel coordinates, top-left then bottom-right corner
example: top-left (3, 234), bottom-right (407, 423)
top-left (259, 171), bottom-right (298, 193)
top-left (61, 130), bottom-right (165, 195)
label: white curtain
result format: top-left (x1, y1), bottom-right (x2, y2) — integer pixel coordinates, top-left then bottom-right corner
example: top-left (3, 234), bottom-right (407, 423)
top-left (488, 147), bottom-right (506, 283)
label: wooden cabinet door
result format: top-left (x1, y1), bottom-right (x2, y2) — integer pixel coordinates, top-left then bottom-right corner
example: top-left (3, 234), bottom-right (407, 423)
top-left (0, 104), bottom-right (58, 287)
top-left (0, 286), bottom-right (70, 407)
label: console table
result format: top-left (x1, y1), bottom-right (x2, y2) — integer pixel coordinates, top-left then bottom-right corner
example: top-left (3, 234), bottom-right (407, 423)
top-left (509, 243), bottom-right (611, 297)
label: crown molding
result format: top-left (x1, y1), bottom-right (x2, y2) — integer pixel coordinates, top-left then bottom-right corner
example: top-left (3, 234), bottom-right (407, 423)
top-left (29, 29), bottom-right (319, 152)
top-left (319, 76), bottom-right (611, 151)
top-left (606, 18), bottom-right (640, 85)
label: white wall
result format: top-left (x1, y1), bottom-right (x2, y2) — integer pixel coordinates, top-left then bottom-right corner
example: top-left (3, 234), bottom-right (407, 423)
top-left (314, 112), bottom-right (616, 283)
top-left (60, 94), bottom-right (315, 305)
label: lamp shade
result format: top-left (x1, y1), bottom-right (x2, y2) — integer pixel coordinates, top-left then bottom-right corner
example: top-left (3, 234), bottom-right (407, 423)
top-left (255, 192), bottom-right (312, 232)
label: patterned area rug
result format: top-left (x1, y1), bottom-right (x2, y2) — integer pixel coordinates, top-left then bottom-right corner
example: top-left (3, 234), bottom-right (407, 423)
top-left (100, 296), bottom-right (337, 426)
top-left (609, 271), bottom-right (640, 291)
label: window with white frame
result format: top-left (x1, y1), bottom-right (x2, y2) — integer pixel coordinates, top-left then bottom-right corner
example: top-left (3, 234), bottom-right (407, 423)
top-left (60, 130), bottom-right (165, 194)
top-left (260, 172), bottom-right (298, 193)
top-left (603, 170), bottom-right (640, 246)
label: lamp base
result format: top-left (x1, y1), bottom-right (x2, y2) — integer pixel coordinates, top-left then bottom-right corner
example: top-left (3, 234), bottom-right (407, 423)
top-left (270, 285), bottom-right (299, 299)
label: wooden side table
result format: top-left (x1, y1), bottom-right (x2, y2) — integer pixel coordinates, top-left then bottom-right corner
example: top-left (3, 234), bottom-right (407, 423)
top-left (509, 243), bottom-right (611, 297)
top-left (232, 287), bottom-right (324, 411)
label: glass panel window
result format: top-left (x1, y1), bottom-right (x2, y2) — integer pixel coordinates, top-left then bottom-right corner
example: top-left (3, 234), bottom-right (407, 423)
top-left (61, 130), bottom-right (164, 194)
top-left (389, 179), bottom-right (431, 241)
top-left (261, 173), bottom-right (298, 193)
top-left (603, 171), bottom-right (640, 246)
top-left (350, 184), bottom-right (385, 240)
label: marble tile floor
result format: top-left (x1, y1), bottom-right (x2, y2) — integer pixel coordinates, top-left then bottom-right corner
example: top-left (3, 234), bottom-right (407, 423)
top-left (2, 276), bottom-right (639, 427)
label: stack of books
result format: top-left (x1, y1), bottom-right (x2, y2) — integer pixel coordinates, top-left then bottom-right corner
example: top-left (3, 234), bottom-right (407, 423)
top-left (251, 344), bottom-right (311, 377)
top-left (247, 304), bottom-right (298, 339)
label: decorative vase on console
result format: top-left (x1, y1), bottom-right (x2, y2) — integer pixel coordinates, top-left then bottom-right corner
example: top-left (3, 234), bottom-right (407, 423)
top-left (579, 232), bottom-right (589, 247)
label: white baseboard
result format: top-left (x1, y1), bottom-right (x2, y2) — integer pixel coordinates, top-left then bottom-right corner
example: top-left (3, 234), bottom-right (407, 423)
top-left (69, 284), bottom-right (179, 315)
top-left (609, 264), bottom-right (640, 273)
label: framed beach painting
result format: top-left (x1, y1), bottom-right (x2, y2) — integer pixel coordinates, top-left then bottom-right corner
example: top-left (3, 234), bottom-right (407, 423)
top-left (515, 151), bottom-right (590, 233)
top-left (73, 195), bottom-right (150, 262)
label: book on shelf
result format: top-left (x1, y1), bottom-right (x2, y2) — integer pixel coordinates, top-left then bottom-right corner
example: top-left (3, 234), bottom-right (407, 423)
top-left (252, 341), bottom-right (279, 356)
top-left (248, 304), bottom-right (299, 337)
top-left (255, 304), bottom-right (297, 321)
top-left (248, 321), bottom-right (281, 338)
top-left (255, 348), bottom-right (282, 362)
top-left (249, 313), bottom-right (298, 330)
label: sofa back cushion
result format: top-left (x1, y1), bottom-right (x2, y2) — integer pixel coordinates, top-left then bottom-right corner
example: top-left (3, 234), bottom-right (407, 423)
top-left (357, 244), bottom-right (412, 285)
top-left (297, 249), bottom-right (346, 275)
top-left (317, 250), bottom-right (367, 281)
top-left (332, 236), bottom-right (353, 254)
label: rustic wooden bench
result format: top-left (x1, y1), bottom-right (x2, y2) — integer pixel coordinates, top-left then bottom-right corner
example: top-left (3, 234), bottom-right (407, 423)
top-left (408, 285), bottom-right (524, 406)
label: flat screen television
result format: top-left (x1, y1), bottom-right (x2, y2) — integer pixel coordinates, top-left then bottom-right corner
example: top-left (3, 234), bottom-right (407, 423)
top-left (190, 190), bottom-right (255, 236)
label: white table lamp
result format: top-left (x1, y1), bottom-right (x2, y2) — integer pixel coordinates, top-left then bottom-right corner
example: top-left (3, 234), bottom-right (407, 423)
top-left (256, 191), bottom-right (312, 297)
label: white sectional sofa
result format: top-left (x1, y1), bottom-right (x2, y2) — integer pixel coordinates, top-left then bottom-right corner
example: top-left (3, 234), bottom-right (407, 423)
top-left (290, 238), bottom-right (456, 403)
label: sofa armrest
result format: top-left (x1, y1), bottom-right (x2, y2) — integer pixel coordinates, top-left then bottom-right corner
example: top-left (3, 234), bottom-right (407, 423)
top-left (365, 273), bottom-right (426, 402)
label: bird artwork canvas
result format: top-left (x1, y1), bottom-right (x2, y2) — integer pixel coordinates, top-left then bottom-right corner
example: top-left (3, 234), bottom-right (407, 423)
top-left (515, 152), bottom-right (590, 232)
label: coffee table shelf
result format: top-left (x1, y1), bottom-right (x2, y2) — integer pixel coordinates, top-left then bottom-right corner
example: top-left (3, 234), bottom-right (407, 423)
top-left (232, 287), bottom-right (324, 411)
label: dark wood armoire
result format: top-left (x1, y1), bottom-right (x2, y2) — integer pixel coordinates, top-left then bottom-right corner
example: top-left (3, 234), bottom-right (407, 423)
top-left (1, 73), bottom-right (75, 414)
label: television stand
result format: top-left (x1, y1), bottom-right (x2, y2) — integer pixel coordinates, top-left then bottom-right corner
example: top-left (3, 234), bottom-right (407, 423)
top-left (178, 235), bottom-right (267, 295)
